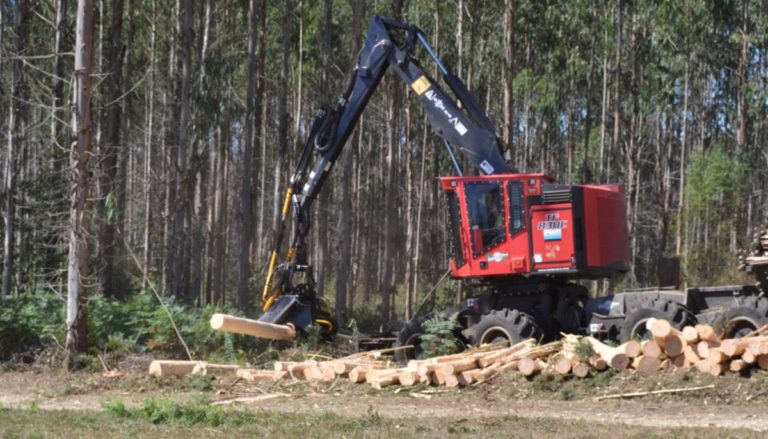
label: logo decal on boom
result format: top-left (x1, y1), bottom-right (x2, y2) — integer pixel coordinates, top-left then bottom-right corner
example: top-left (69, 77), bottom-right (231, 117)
top-left (411, 75), bottom-right (431, 95)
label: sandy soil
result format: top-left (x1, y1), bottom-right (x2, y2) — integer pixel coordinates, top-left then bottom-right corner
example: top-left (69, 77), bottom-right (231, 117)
top-left (1, 358), bottom-right (767, 433)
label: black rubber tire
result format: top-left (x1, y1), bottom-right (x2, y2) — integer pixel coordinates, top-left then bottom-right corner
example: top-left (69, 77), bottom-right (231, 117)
top-left (619, 299), bottom-right (696, 342)
top-left (394, 316), bottom-right (430, 363)
top-left (472, 309), bottom-right (542, 346)
top-left (720, 296), bottom-right (768, 339)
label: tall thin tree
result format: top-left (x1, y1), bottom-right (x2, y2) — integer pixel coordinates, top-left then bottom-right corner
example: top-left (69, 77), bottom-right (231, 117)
top-left (238, 0), bottom-right (259, 310)
top-left (3, 0), bottom-right (29, 296)
top-left (66, 0), bottom-right (95, 368)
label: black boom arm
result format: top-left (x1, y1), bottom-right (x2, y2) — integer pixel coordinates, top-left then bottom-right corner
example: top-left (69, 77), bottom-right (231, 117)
top-left (262, 15), bottom-right (511, 311)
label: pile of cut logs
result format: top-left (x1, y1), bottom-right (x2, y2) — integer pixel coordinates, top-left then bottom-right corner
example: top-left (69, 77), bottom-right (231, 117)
top-left (635, 318), bottom-right (768, 376)
top-left (148, 313), bottom-right (768, 390)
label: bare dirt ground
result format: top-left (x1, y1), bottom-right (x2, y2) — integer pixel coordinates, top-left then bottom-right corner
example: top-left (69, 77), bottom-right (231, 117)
top-left (2, 355), bottom-right (768, 435)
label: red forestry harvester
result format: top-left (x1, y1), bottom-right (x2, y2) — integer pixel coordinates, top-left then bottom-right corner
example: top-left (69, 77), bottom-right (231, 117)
top-left (255, 15), bottom-right (768, 358)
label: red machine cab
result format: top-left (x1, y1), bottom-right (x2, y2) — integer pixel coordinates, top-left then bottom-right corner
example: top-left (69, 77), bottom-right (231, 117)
top-left (441, 174), bottom-right (631, 280)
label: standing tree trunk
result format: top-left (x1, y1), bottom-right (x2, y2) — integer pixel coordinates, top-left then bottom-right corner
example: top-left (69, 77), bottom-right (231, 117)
top-left (51, 0), bottom-right (68, 150)
top-left (254, 0), bottom-right (267, 261)
top-left (315, 0), bottom-right (332, 298)
top-left (238, 0), bottom-right (258, 310)
top-left (334, 0), bottom-right (365, 324)
top-left (97, 0), bottom-right (125, 299)
top-left (66, 0), bottom-right (95, 368)
top-left (611, 0), bottom-right (622, 181)
top-left (3, 0), bottom-right (29, 297)
top-left (272, 0), bottom-right (291, 252)
top-left (142, 0), bottom-right (157, 289)
top-left (501, 0), bottom-right (515, 157)
top-left (171, 0), bottom-right (193, 299)
top-left (736, 1), bottom-right (748, 153)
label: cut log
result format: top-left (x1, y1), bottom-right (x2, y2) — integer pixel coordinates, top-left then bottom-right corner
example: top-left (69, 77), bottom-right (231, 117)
top-left (397, 370), bottom-right (419, 386)
top-left (473, 363), bottom-right (503, 382)
top-left (640, 340), bottom-right (662, 358)
top-left (554, 356), bottom-right (572, 375)
top-left (707, 362), bottom-right (727, 377)
top-left (348, 366), bottom-right (372, 383)
top-left (236, 369), bottom-right (287, 382)
top-left (517, 357), bottom-right (538, 376)
top-left (584, 337), bottom-right (629, 370)
top-left (365, 369), bottom-right (399, 384)
top-left (303, 364), bottom-right (335, 381)
top-left (444, 373), bottom-right (460, 388)
top-left (683, 345), bottom-right (701, 364)
top-left (748, 341), bottom-right (768, 357)
top-left (618, 340), bottom-right (642, 358)
top-left (572, 362), bottom-right (590, 378)
top-left (694, 360), bottom-right (710, 373)
top-left (417, 363), bottom-right (442, 377)
top-left (432, 368), bottom-right (450, 385)
top-left (730, 359), bottom-right (747, 373)
top-left (287, 361), bottom-right (317, 380)
top-left (320, 364), bottom-right (337, 381)
top-left (457, 370), bottom-right (476, 386)
top-left (273, 361), bottom-right (304, 372)
top-left (371, 375), bottom-right (399, 390)
top-left (696, 340), bottom-right (720, 359)
top-left (635, 356), bottom-right (661, 375)
top-left (720, 340), bottom-right (746, 357)
top-left (681, 326), bottom-right (700, 344)
top-left (210, 313), bottom-right (296, 341)
top-left (191, 363), bottom-right (240, 376)
top-left (149, 360), bottom-right (204, 377)
top-left (477, 339), bottom-right (536, 368)
top-left (440, 358), bottom-right (478, 375)
top-left (302, 365), bottom-right (323, 381)
top-left (331, 361), bottom-right (375, 375)
top-left (670, 354), bottom-right (686, 369)
top-left (646, 318), bottom-right (673, 339)
top-left (695, 324), bottom-right (719, 342)
top-left (721, 336), bottom-right (768, 357)
top-left (759, 355), bottom-right (768, 371)
top-left (707, 348), bottom-right (729, 365)
top-left (661, 333), bottom-right (685, 357)
top-left (742, 349), bottom-right (756, 364)
top-left (589, 356), bottom-right (607, 371)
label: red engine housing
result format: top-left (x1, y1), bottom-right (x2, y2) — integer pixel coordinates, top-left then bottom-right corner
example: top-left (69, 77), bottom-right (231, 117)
top-left (441, 174), bottom-right (630, 280)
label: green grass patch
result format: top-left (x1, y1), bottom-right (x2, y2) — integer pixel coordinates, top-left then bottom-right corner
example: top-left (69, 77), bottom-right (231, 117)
top-left (0, 401), bottom-right (760, 439)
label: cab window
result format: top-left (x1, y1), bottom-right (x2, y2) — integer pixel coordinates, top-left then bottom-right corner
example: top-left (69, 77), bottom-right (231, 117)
top-left (464, 181), bottom-right (506, 256)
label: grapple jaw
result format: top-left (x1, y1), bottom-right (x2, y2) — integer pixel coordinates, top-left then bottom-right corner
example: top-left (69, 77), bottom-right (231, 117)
top-left (258, 295), bottom-right (314, 333)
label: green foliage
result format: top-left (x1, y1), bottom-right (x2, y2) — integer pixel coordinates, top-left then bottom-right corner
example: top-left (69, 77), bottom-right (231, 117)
top-left (685, 145), bottom-right (746, 219)
top-left (684, 145), bottom-right (748, 284)
top-left (0, 293), bottom-right (65, 360)
top-left (560, 388), bottom-right (576, 401)
top-left (585, 369), bottom-right (615, 388)
top-left (138, 398), bottom-right (260, 427)
top-left (532, 373), bottom-right (564, 393)
top-left (0, 292), bottom-right (267, 363)
top-left (102, 399), bottom-right (130, 418)
top-left (418, 316), bottom-right (462, 359)
top-left (573, 338), bottom-right (595, 361)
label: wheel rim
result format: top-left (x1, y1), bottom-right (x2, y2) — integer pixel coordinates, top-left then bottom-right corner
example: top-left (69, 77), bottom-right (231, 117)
top-left (724, 317), bottom-right (759, 339)
top-left (630, 319), bottom-right (653, 341)
top-left (480, 326), bottom-right (514, 345)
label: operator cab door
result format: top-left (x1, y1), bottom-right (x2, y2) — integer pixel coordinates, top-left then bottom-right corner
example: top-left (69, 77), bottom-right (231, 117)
top-left (463, 181), bottom-right (512, 275)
